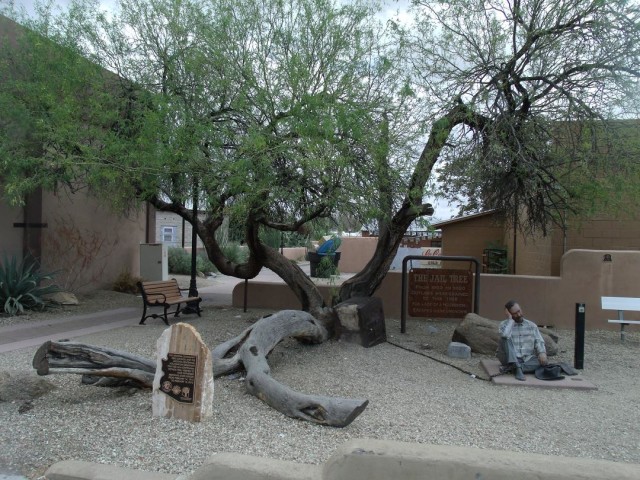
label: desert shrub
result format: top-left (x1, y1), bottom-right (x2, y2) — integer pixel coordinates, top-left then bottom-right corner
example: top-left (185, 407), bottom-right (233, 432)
top-left (197, 251), bottom-right (216, 275)
top-left (0, 254), bottom-right (61, 315)
top-left (168, 247), bottom-right (191, 275)
top-left (112, 270), bottom-right (143, 294)
top-left (315, 255), bottom-right (339, 278)
top-left (169, 247), bottom-right (219, 275)
top-left (221, 242), bottom-right (248, 264)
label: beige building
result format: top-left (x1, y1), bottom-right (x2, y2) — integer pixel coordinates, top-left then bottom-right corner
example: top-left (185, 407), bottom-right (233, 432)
top-left (0, 185), bottom-right (154, 292)
top-left (0, 15), bottom-right (154, 292)
top-left (433, 209), bottom-right (640, 277)
top-left (155, 211), bottom-right (205, 249)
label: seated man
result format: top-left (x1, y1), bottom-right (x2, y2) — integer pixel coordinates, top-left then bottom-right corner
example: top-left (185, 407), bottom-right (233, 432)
top-left (496, 300), bottom-right (548, 381)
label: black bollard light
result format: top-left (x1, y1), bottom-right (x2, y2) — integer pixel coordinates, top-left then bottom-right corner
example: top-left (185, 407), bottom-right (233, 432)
top-left (575, 303), bottom-right (585, 369)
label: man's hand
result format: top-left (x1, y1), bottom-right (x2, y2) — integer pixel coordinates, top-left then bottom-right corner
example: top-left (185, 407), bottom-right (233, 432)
top-left (538, 353), bottom-right (548, 365)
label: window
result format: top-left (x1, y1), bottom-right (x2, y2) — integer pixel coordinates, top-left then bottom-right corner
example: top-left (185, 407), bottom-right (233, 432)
top-left (162, 226), bottom-right (177, 243)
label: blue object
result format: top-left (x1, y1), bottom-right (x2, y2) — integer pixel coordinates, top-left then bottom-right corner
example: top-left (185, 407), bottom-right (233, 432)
top-left (316, 238), bottom-right (340, 255)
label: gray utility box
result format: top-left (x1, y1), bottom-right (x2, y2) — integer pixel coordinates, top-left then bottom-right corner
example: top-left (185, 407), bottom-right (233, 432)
top-left (140, 243), bottom-right (168, 281)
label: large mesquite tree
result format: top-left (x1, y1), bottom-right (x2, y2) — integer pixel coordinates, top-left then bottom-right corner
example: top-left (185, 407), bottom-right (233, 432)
top-left (3, 0), bottom-right (640, 425)
top-left (4, 0), bottom-right (638, 318)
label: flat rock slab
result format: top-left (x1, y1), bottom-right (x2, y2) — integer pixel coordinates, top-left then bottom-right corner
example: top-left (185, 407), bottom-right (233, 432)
top-left (481, 359), bottom-right (598, 390)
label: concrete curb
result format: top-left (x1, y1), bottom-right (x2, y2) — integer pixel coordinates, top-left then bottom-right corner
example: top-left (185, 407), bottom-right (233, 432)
top-left (188, 452), bottom-right (320, 480)
top-left (44, 460), bottom-right (177, 480)
top-left (44, 439), bottom-right (640, 480)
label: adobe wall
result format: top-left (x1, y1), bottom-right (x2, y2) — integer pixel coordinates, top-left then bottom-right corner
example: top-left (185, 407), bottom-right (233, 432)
top-left (338, 236), bottom-right (378, 273)
top-left (505, 211), bottom-right (640, 277)
top-left (40, 190), bottom-right (148, 292)
top-left (233, 249), bottom-right (640, 330)
top-left (0, 185), bottom-right (24, 259)
top-left (439, 215), bottom-right (503, 270)
top-left (504, 226), bottom-right (555, 276)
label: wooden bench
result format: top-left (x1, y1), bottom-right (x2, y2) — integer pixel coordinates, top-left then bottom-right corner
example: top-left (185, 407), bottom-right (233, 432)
top-left (601, 296), bottom-right (640, 342)
top-left (138, 279), bottom-right (201, 325)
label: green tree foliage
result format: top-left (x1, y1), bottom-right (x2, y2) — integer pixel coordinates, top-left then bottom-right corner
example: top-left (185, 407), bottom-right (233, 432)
top-left (1, 0), bottom-right (639, 318)
top-left (403, 0), bottom-right (640, 233)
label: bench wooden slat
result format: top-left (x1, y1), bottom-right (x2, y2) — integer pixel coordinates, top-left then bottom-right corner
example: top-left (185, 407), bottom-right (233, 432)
top-left (137, 278), bottom-right (201, 325)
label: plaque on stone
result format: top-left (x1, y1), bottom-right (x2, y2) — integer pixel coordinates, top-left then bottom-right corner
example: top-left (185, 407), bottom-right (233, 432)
top-left (158, 353), bottom-right (197, 403)
top-left (152, 323), bottom-right (214, 422)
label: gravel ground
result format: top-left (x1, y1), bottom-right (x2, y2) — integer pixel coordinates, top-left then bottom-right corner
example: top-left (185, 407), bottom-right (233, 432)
top-left (1, 291), bottom-right (639, 479)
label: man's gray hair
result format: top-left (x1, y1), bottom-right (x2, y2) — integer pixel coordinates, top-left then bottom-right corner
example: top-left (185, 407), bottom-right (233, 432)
top-left (505, 300), bottom-right (518, 311)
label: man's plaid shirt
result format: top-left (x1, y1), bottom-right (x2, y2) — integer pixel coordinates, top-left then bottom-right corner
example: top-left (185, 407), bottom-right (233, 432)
top-left (498, 318), bottom-right (546, 362)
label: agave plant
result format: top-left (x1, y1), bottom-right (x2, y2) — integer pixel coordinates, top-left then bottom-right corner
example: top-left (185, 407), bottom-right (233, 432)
top-left (0, 254), bottom-right (61, 315)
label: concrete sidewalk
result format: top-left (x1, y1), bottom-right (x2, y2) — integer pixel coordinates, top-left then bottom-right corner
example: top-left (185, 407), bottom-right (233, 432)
top-left (0, 264), bottom-right (324, 354)
top-left (0, 281), bottom-right (240, 354)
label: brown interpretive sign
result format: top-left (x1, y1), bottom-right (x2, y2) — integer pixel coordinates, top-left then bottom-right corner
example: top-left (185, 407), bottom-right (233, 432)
top-left (408, 268), bottom-right (472, 318)
top-left (159, 353), bottom-right (197, 404)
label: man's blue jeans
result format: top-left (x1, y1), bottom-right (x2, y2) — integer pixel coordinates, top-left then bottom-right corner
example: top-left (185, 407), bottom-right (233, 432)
top-left (496, 337), bottom-right (541, 373)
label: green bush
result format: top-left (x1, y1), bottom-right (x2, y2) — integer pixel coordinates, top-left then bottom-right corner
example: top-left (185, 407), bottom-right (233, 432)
top-left (0, 254), bottom-right (61, 315)
top-left (221, 242), bottom-right (248, 264)
top-left (168, 247), bottom-right (218, 275)
top-left (168, 247), bottom-right (191, 275)
top-left (197, 251), bottom-right (216, 275)
top-left (316, 255), bottom-right (339, 278)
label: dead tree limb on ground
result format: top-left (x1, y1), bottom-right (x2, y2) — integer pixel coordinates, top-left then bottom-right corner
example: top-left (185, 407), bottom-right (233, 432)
top-left (212, 310), bottom-right (368, 427)
top-left (32, 310), bottom-right (369, 427)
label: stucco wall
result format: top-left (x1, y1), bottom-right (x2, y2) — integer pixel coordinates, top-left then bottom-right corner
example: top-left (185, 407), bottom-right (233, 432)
top-left (338, 236), bottom-right (378, 273)
top-left (233, 249), bottom-right (640, 331)
top-left (0, 185), bottom-right (24, 259)
top-left (39, 190), bottom-right (148, 292)
top-left (439, 215), bottom-right (504, 270)
top-left (504, 226), bottom-right (555, 276)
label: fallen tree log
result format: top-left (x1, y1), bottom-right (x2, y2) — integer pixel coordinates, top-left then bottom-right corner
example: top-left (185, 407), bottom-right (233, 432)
top-left (212, 310), bottom-right (368, 427)
top-left (32, 310), bottom-right (369, 427)
top-left (32, 340), bottom-right (156, 388)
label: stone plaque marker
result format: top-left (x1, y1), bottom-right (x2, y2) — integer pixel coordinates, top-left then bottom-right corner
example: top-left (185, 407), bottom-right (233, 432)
top-left (152, 323), bottom-right (214, 422)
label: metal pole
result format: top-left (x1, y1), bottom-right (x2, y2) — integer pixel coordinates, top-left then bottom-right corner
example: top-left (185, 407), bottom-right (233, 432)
top-left (243, 279), bottom-right (248, 313)
top-left (575, 303), bottom-right (585, 369)
top-left (184, 182), bottom-right (199, 314)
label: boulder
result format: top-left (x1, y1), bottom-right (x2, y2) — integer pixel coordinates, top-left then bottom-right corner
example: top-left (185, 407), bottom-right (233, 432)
top-left (447, 342), bottom-right (471, 359)
top-left (452, 313), bottom-right (558, 356)
top-left (0, 370), bottom-right (57, 402)
top-left (45, 291), bottom-right (79, 305)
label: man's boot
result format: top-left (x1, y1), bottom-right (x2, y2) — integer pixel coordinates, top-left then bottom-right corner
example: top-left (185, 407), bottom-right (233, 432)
top-left (515, 364), bottom-right (525, 381)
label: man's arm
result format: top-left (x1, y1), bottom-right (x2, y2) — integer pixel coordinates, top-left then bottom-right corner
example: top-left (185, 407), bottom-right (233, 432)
top-left (533, 325), bottom-right (548, 364)
top-left (498, 319), bottom-right (514, 338)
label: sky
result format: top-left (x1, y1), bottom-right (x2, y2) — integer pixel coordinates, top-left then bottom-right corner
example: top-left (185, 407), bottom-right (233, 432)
top-left (9, 0), bottom-right (458, 221)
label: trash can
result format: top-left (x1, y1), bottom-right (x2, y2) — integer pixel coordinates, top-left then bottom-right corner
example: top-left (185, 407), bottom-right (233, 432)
top-left (307, 251), bottom-right (341, 278)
